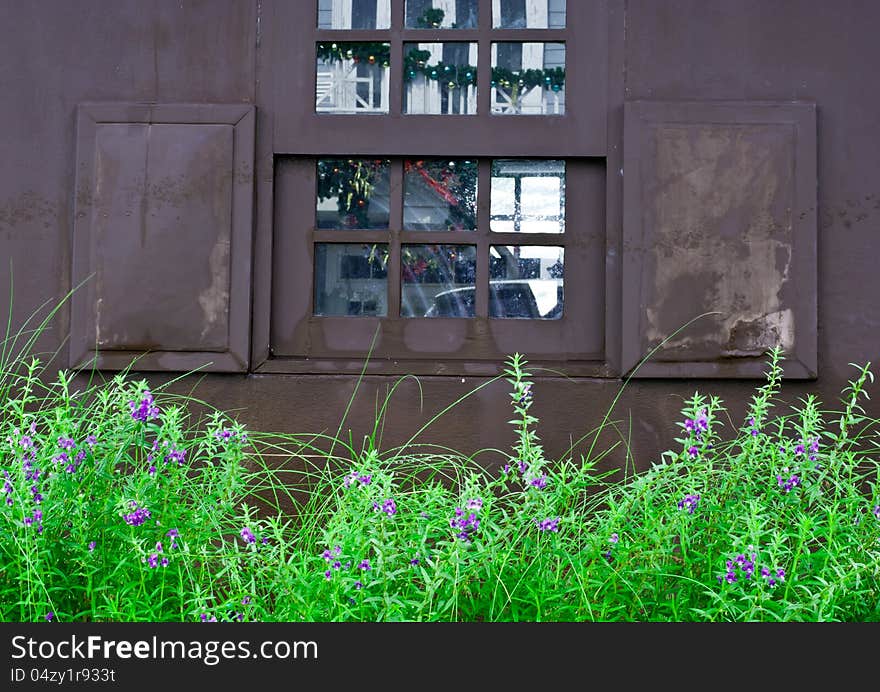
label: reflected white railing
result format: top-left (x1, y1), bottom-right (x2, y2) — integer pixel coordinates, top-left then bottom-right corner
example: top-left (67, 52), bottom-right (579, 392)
top-left (404, 75), bottom-right (477, 115)
top-left (490, 85), bottom-right (563, 115)
top-left (315, 62), bottom-right (390, 113)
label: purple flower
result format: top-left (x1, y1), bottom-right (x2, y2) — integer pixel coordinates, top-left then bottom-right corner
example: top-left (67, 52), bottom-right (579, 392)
top-left (122, 503), bottom-right (151, 527)
top-left (324, 570), bottom-right (332, 580)
top-left (760, 567), bottom-right (770, 578)
top-left (160, 557), bottom-right (169, 567)
top-left (450, 508), bottom-right (481, 542)
top-left (794, 443), bottom-right (805, 456)
top-left (874, 505), bottom-right (880, 519)
top-left (167, 528), bottom-right (179, 538)
top-left (677, 493), bottom-right (701, 514)
top-left (148, 464), bottom-right (158, 475)
top-left (88, 541), bottom-right (96, 552)
top-left (354, 581), bottom-right (364, 590)
top-left (518, 383), bottom-right (532, 404)
top-left (242, 596), bottom-right (251, 605)
top-left (381, 498), bottom-right (397, 516)
top-left (344, 472), bottom-right (372, 488)
top-left (465, 498), bottom-right (483, 510)
top-left (777, 473), bottom-right (801, 493)
top-left (147, 553), bottom-right (159, 568)
top-left (529, 474), bottom-right (548, 490)
top-left (215, 429), bottom-right (234, 441)
top-left (517, 460), bottom-right (529, 474)
top-left (45, 612), bottom-right (54, 622)
top-left (687, 446), bottom-right (699, 459)
top-left (165, 448), bottom-right (186, 466)
top-left (200, 613), bottom-right (217, 622)
top-left (609, 533), bottom-right (619, 544)
top-left (536, 517), bottom-right (560, 532)
top-left (410, 557), bottom-right (420, 566)
top-left (85, 435), bottom-right (97, 447)
top-left (129, 391), bottom-right (160, 422)
top-left (240, 527), bottom-right (256, 544)
top-left (358, 559), bottom-right (371, 571)
top-left (57, 436), bottom-right (76, 450)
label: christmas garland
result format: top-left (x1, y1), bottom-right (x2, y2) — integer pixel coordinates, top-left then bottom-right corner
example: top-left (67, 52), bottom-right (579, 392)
top-left (316, 43), bottom-right (565, 92)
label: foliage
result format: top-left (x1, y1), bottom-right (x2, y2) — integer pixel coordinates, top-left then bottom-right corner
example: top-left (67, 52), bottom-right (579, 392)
top-left (2, 322), bottom-right (879, 621)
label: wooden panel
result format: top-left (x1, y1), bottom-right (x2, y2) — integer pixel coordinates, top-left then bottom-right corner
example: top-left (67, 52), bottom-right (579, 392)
top-left (71, 102), bottom-right (255, 372)
top-left (622, 100), bottom-right (817, 378)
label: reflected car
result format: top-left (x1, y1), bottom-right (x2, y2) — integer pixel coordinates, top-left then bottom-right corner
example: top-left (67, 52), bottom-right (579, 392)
top-left (424, 279), bottom-right (563, 318)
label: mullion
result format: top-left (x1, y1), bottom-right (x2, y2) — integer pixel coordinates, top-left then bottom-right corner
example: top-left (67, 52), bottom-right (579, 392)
top-left (475, 158), bottom-right (492, 317)
top-left (388, 158), bottom-right (405, 318)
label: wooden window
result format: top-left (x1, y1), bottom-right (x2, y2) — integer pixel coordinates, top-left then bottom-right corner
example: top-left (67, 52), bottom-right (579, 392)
top-left (255, 1), bottom-right (618, 376)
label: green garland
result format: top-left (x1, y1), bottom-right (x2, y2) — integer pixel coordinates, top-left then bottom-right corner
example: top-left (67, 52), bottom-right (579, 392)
top-left (316, 43), bottom-right (565, 92)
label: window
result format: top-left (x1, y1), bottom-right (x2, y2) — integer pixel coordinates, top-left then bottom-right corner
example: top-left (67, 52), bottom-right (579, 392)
top-left (259, 1), bottom-right (616, 375)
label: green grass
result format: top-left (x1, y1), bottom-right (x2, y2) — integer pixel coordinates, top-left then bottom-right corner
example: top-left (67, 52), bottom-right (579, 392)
top-left (2, 295), bottom-right (879, 621)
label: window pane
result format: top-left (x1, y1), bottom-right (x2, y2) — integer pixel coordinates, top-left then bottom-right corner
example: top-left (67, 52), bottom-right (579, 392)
top-left (314, 243), bottom-right (388, 316)
top-left (490, 159), bottom-right (565, 233)
top-left (491, 42), bottom-right (565, 115)
top-left (492, 0), bottom-right (566, 28)
top-left (401, 245), bottom-right (477, 317)
top-left (489, 245), bottom-right (563, 318)
top-left (404, 158), bottom-right (478, 231)
top-left (405, 0), bottom-right (478, 28)
top-left (316, 42), bottom-right (391, 114)
top-left (316, 158), bottom-right (391, 229)
top-left (404, 42), bottom-right (478, 115)
top-left (318, 0), bottom-right (391, 29)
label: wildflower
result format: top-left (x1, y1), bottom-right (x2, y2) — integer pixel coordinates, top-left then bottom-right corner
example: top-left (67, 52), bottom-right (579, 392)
top-left (874, 505), bottom-right (880, 519)
top-left (748, 416), bottom-right (760, 436)
top-left (155, 541), bottom-right (163, 552)
top-left (20, 435), bottom-right (34, 449)
top-left (45, 612), bottom-right (54, 622)
top-left (324, 570), bottom-right (332, 580)
top-left (687, 446), bottom-right (698, 459)
top-left (609, 533), bottom-right (619, 544)
top-left (794, 443), bottom-right (805, 456)
top-left (215, 429), bottom-right (234, 441)
top-left (240, 527), bottom-right (256, 544)
top-left (450, 507), bottom-right (481, 542)
top-left (165, 448), bottom-right (186, 466)
top-left (343, 472), bottom-right (372, 488)
top-left (529, 474), bottom-right (548, 490)
top-left (410, 557), bottom-right (420, 566)
top-left (777, 473), bottom-right (801, 493)
top-left (242, 596), bottom-right (251, 605)
top-left (518, 383), bottom-right (533, 405)
top-left (129, 391), bottom-right (160, 422)
top-left (322, 549), bottom-right (333, 561)
top-left (200, 613), bottom-right (217, 622)
top-left (358, 559), bottom-right (371, 571)
top-left (677, 493), bottom-right (701, 514)
top-left (147, 553), bottom-right (159, 568)
top-left (354, 581), bottom-right (364, 590)
top-left (809, 436), bottom-right (820, 461)
top-left (122, 503), bottom-right (151, 527)
top-left (88, 541), bottom-right (96, 552)
top-left (332, 560), bottom-right (342, 570)
top-left (57, 436), bottom-right (76, 450)
top-left (85, 435), bottom-right (97, 447)
top-left (502, 464), bottom-right (510, 474)
top-left (603, 550), bottom-right (613, 562)
top-left (517, 460), bottom-right (529, 474)
top-left (465, 498), bottom-right (483, 510)
top-left (381, 498), bottom-right (397, 516)
top-left (536, 517), bottom-right (560, 532)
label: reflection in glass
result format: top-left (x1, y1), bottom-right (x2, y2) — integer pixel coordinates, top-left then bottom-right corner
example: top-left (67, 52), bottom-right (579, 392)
top-left (401, 245), bottom-right (477, 317)
top-left (315, 244), bottom-right (389, 316)
top-left (493, 0), bottom-right (566, 28)
top-left (404, 42), bottom-right (478, 115)
top-left (316, 159), bottom-right (391, 229)
top-left (316, 42), bottom-right (390, 113)
top-left (491, 42), bottom-right (565, 115)
top-left (489, 245), bottom-right (563, 318)
top-left (404, 159), bottom-right (478, 231)
top-left (405, 0), bottom-right (478, 28)
top-left (318, 0), bottom-right (391, 29)
top-left (490, 160), bottom-right (565, 233)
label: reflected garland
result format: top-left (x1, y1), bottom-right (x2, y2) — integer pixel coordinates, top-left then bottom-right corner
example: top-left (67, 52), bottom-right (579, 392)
top-left (316, 43), bottom-right (565, 92)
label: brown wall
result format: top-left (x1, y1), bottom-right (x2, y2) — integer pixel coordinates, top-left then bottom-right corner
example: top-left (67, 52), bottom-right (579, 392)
top-left (2, 0), bottom-right (879, 478)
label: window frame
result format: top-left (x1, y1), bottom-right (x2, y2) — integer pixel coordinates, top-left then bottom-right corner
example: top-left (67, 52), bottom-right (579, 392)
top-left (251, 0), bottom-right (625, 377)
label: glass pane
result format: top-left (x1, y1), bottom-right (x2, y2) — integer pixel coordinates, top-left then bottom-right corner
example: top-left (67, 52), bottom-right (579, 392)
top-left (491, 42), bottom-right (565, 115)
top-left (316, 158), bottom-right (391, 229)
top-left (318, 0), bottom-right (391, 29)
top-left (491, 160), bottom-right (565, 233)
top-left (404, 158), bottom-right (478, 231)
top-left (404, 42), bottom-right (478, 115)
top-left (401, 245), bottom-right (477, 317)
top-left (493, 0), bottom-right (566, 28)
top-left (316, 42), bottom-right (391, 114)
top-left (489, 245), bottom-right (563, 318)
top-left (314, 243), bottom-right (388, 316)
top-left (405, 0), bottom-right (478, 28)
